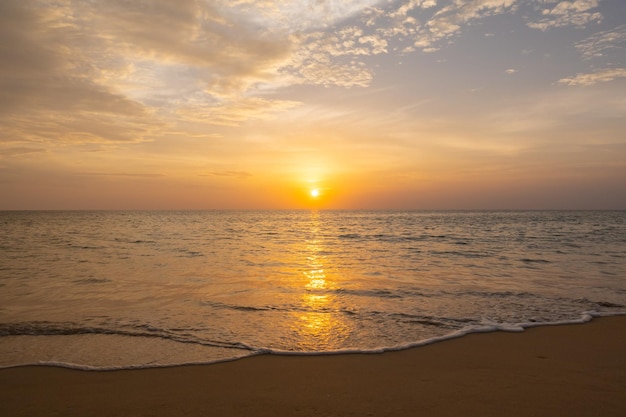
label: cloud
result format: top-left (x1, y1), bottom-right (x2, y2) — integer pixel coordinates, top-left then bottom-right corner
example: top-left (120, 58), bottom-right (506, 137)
top-left (226, 0), bottom-right (381, 31)
top-left (558, 68), bottom-right (626, 86)
top-left (303, 27), bottom-right (389, 58)
top-left (391, 0), bottom-right (438, 18)
top-left (0, 1), bottom-right (146, 117)
top-left (0, 0), bottom-right (160, 145)
top-left (363, 0), bottom-right (435, 35)
top-left (284, 56), bottom-right (374, 87)
top-left (279, 28), bottom-right (384, 88)
top-left (281, 0), bottom-right (523, 83)
top-left (85, 0), bottom-right (293, 98)
top-left (201, 170), bottom-right (253, 179)
top-left (81, 172), bottom-right (165, 178)
top-left (176, 98), bottom-right (301, 127)
top-left (1, 0), bottom-right (623, 165)
top-left (411, 0), bottom-right (518, 51)
top-left (526, 0), bottom-right (602, 30)
top-left (0, 0), bottom-right (309, 152)
top-left (2, 0), bottom-right (295, 102)
top-left (575, 24), bottom-right (626, 60)
top-left (0, 147), bottom-right (47, 159)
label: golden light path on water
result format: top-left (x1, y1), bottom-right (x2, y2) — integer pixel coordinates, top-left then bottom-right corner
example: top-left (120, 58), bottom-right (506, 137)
top-left (296, 211), bottom-right (351, 350)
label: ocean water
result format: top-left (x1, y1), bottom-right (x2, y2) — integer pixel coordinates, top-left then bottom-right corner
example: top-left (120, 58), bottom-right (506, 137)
top-left (0, 210), bottom-right (624, 370)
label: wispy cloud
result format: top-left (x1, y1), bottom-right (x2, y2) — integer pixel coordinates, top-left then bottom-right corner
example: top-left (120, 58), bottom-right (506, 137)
top-left (411, 0), bottom-right (518, 51)
top-left (0, 1), bottom-right (159, 145)
top-left (86, 0), bottom-right (293, 98)
top-left (558, 68), bottom-right (626, 86)
top-left (575, 24), bottom-right (626, 59)
top-left (526, 0), bottom-right (602, 30)
top-left (176, 98), bottom-right (301, 127)
top-left (201, 170), bottom-right (253, 179)
top-left (0, 147), bottom-right (47, 159)
top-left (225, 0), bottom-right (381, 31)
top-left (81, 172), bottom-right (165, 178)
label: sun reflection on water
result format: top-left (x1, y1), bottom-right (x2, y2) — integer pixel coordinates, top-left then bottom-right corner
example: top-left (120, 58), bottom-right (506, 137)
top-left (294, 211), bottom-right (351, 350)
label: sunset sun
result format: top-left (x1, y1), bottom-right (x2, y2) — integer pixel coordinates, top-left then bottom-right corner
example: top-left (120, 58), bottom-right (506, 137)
top-left (310, 189), bottom-right (320, 198)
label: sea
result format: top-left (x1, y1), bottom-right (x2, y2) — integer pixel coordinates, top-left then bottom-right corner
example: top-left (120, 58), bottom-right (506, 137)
top-left (1, 210), bottom-right (624, 370)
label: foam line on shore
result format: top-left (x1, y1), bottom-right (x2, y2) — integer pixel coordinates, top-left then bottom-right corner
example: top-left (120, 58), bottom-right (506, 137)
top-left (2, 311), bottom-right (624, 372)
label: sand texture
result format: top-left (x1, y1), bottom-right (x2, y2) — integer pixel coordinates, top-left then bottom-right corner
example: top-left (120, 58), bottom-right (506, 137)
top-left (1, 316), bottom-right (625, 417)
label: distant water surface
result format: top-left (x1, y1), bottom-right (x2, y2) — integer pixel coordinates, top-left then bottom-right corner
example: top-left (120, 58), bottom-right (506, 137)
top-left (0, 210), bottom-right (624, 369)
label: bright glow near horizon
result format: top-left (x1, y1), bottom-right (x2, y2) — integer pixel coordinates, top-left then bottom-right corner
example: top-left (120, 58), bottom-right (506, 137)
top-left (0, 0), bottom-right (625, 210)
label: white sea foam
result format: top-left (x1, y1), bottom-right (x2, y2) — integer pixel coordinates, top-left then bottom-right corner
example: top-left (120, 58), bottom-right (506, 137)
top-left (2, 312), bottom-right (625, 371)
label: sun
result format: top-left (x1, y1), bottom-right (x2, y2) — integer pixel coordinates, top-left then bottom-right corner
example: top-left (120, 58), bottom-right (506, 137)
top-left (310, 188), bottom-right (320, 198)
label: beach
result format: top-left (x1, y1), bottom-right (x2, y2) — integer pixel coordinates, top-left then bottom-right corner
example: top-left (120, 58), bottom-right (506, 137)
top-left (1, 316), bottom-right (624, 417)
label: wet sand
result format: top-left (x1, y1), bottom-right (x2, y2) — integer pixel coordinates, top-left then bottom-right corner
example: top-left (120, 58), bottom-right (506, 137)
top-left (1, 316), bottom-right (625, 417)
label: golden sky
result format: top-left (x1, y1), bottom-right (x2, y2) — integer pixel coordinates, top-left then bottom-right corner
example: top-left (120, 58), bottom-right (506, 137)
top-left (1, 0), bottom-right (625, 209)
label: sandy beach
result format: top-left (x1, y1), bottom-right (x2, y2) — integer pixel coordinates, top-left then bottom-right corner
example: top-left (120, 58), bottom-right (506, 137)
top-left (1, 316), bottom-right (625, 417)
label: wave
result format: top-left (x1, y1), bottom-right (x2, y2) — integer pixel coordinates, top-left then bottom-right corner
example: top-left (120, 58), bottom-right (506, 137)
top-left (205, 311), bottom-right (626, 358)
top-left (520, 258), bottom-right (552, 263)
top-left (4, 312), bottom-right (624, 372)
top-left (0, 321), bottom-right (255, 352)
top-left (201, 290), bottom-right (624, 316)
top-left (337, 232), bottom-right (474, 244)
top-left (72, 278), bottom-right (111, 285)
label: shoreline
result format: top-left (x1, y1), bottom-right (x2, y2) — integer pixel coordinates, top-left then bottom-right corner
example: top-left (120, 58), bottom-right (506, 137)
top-left (2, 313), bottom-right (623, 372)
top-left (1, 316), bottom-right (625, 416)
